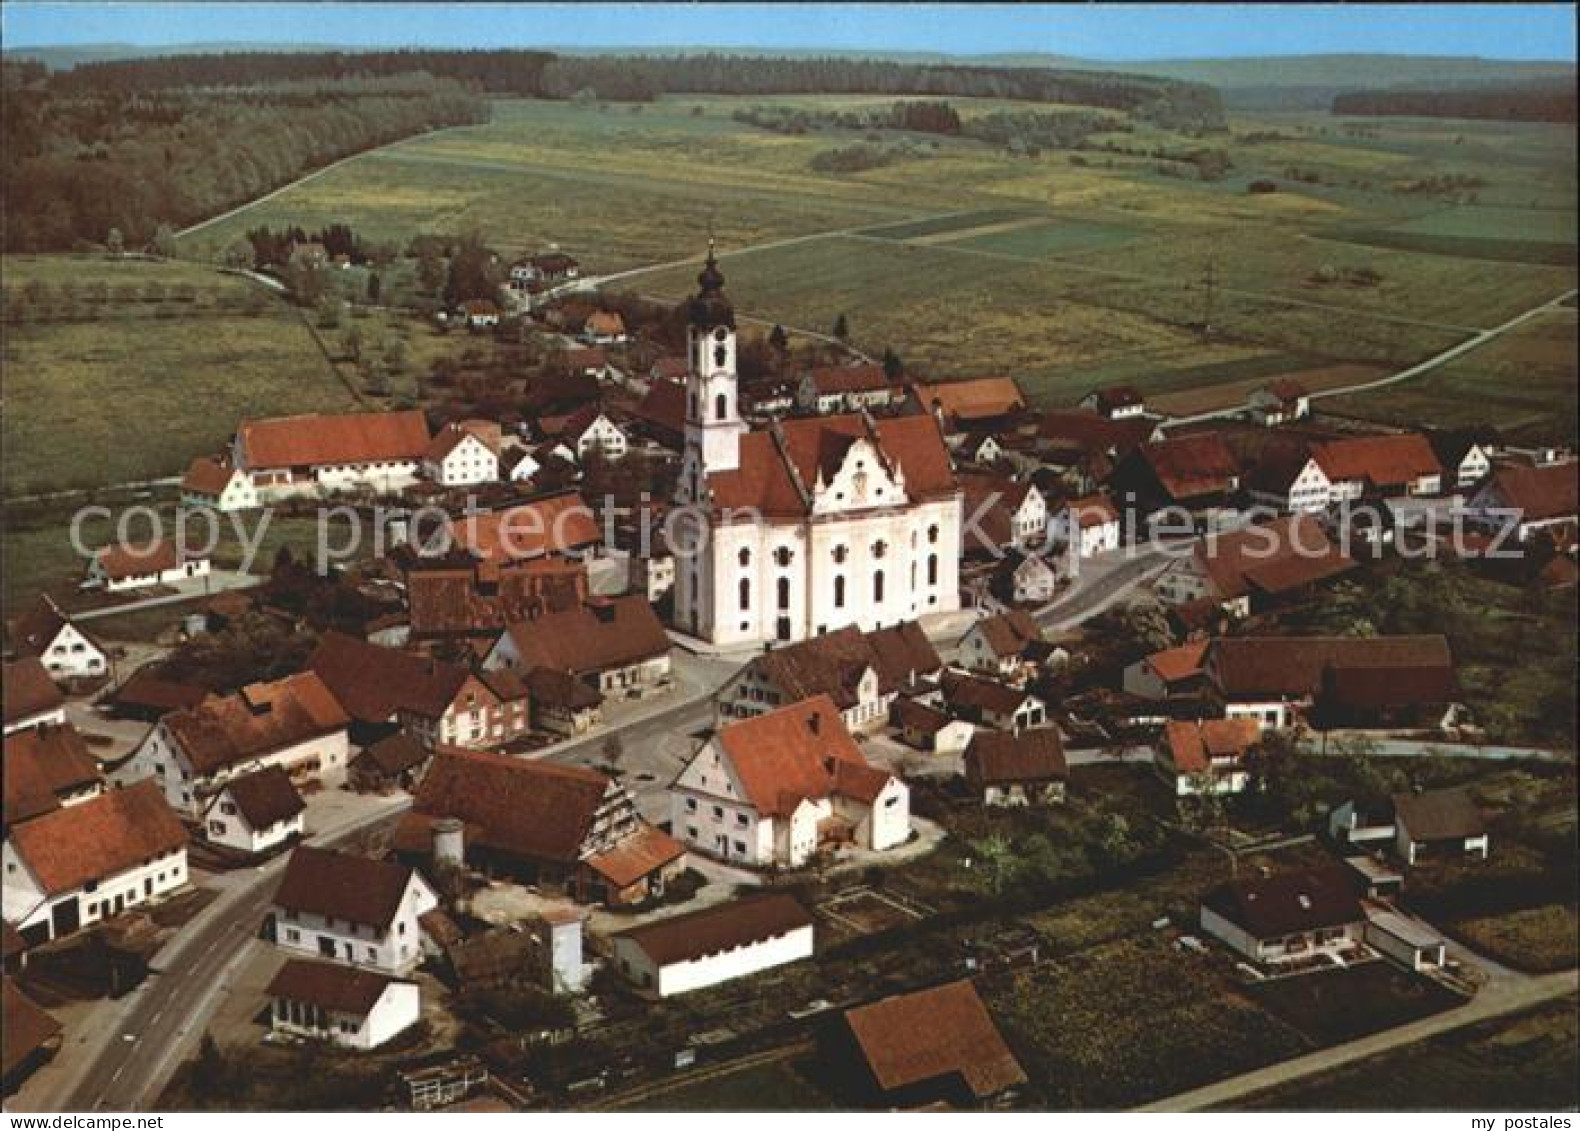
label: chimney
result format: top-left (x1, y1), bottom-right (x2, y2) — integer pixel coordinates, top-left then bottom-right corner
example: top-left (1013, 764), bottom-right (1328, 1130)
top-left (432, 817), bottom-right (465, 870)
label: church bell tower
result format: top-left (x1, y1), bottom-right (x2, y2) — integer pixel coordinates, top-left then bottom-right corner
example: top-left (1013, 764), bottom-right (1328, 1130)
top-left (683, 241), bottom-right (745, 479)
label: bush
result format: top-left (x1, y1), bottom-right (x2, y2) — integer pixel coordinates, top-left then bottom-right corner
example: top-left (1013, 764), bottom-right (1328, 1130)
top-left (1248, 179), bottom-right (1278, 194)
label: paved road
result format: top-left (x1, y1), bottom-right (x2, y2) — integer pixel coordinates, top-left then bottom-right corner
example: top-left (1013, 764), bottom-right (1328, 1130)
top-left (1161, 287), bottom-right (1578, 430)
top-left (1035, 545), bottom-right (1173, 631)
top-left (48, 797), bottom-right (410, 1113)
top-left (1137, 969), bottom-right (1578, 1112)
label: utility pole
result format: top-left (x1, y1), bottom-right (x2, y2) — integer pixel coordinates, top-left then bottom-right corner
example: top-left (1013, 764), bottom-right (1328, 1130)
top-left (1201, 257), bottom-right (1218, 339)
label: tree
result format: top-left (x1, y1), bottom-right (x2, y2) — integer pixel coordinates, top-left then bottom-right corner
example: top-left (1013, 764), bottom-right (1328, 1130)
top-left (881, 347), bottom-right (903, 381)
top-left (105, 227), bottom-right (124, 257)
top-left (443, 233), bottom-right (501, 307)
top-left (151, 223), bottom-right (178, 259)
top-left (222, 238), bottom-right (252, 268)
top-left (416, 251), bottom-right (446, 296)
top-left (600, 732), bottom-right (625, 775)
top-left (970, 834), bottom-right (1018, 896)
top-left (832, 312), bottom-right (850, 342)
top-left (366, 272), bottom-right (382, 304)
top-left (768, 323), bottom-right (789, 354)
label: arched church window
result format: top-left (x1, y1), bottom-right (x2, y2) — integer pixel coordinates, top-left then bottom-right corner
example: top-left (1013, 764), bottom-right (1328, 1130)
top-left (714, 345), bottom-right (728, 368)
top-left (834, 575), bottom-right (846, 608)
top-left (689, 394), bottom-right (699, 420)
top-left (832, 545), bottom-right (849, 565)
top-left (873, 570), bottom-right (885, 603)
top-left (739, 578), bottom-right (751, 611)
top-left (777, 577), bottom-right (790, 610)
top-left (872, 540), bottom-right (888, 560)
top-left (738, 548), bottom-right (751, 567)
top-left (716, 393), bottom-right (728, 421)
top-left (927, 524), bottom-right (940, 544)
top-left (928, 554), bottom-right (939, 585)
top-left (774, 547), bottom-right (794, 567)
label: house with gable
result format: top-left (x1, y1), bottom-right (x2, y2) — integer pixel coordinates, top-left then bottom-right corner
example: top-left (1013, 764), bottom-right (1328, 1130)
top-left (270, 847), bottom-right (437, 974)
top-left (3, 723), bottom-right (104, 829)
top-left (958, 610), bottom-right (1044, 679)
top-left (8, 595), bottom-right (109, 685)
top-left (201, 765), bottom-right (306, 855)
top-left (670, 695), bottom-right (909, 869)
top-left (423, 422), bottom-right (500, 488)
top-left (2, 658), bottom-right (66, 736)
top-left (233, 409), bottom-right (432, 501)
top-left (180, 457), bottom-right (260, 512)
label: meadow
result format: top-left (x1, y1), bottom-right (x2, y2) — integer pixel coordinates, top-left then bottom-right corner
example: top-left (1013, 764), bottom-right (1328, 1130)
top-left (151, 94), bottom-right (1570, 428)
top-left (1, 255), bottom-right (359, 498)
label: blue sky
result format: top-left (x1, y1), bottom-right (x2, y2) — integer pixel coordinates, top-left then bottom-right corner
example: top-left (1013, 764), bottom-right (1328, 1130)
top-left (3, 3), bottom-right (1574, 60)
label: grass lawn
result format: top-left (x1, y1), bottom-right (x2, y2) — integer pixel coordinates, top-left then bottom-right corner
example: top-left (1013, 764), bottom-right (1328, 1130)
top-left (1244, 963), bottom-right (1465, 1046)
top-left (1324, 307), bottom-right (1578, 444)
top-left (1449, 906), bottom-right (1579, 974)
top-left (1226, 997), bottom-right (1580, 1111)
top-left (2, 255), bottom-right (359, 498)
top-left (613, 1055), bottom-right (838, 1112)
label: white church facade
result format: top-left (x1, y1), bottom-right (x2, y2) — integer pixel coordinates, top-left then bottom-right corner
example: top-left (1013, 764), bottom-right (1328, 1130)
top-left (669, 248), bottom-right (964, 647)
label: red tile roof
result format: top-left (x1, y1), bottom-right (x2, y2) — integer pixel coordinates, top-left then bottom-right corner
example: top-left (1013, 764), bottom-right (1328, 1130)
top-left (1141, 641), bottom-right (1209, 685)
top-left (1202, 865), bottom-right (1363, 940)
top-left (2, 658), bottom-right (63, 727)
top-left (237, 410), bottom-right (430, 469)
top-left (1311, 433), bottom-right (1441, 489)
top-left (910, 378), bottom-right (1027, 425)
top-left (807, 364), bottom-right (896, 396)
top-left (1195, 515), bottom-right (1356, 599)
top-left (406, 558), bottom-right (588, 638)
top-left (1483, 463), bottom-right (1578, 522)
top-left (584, 823), bottom-right (686, 890)
top-left (3, 724), bottom-right (102, 827)
top-left (399, 747), bottom-right (614, 865)
top-left (446, 491), bottom-right (603, 563)
top-left (1163, 718), bottom-right (1259, 775)
top-left (971, 610), bottom-right (1042, 659)
top-left (498, 595), bottom-right (669, 678)
top-left (220, 765), bottom-right (305, 829)
top-left (1133, 434), bottom-right (1241, 501)
top-left (713, 695), bottom-right (891, 819)
top-left (964, 729), bottom-right (1067, 787)
top-left (2, 978), bottom-right (61, 1080)
top-left (272, 846), bottom-right (421, 929)
top-left (93, 538), bottom-right (201, 582)
top-left (7, 780), bottom-right (186, 896)
top-left (615, 894), bottom-right (812, 966)
top-left (180, 457), bottom-right (238, 496)
top-left (845, 980), bottom-right (1026, 1099)
top-left (1207, 634), bottom-right (1453, 699)
top-left (424, 423), bottom-right (495, 464)
top-left (163, 671), bottom-right (349, 777)
top-left (308, 631), bottom-right (477, 724)
top-left (748, 621), bottom-right (938, 710)
top-left (266, 958), bottom-right (411, 1016)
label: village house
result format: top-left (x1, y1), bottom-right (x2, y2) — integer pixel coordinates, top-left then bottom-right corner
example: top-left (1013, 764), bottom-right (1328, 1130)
top-left (265, 959), bottom-right (421, 1051)
top-left (1160, 717), bottom-right (1261, 796)
top-left (461, 298), bottom-right (501, 330)
top-left (483, 594), bottom-right (671, 698)
top-left (715, 620), bottom-right (941, 733)
top-left (269, 846), bottom-right (438, 974)
top-left (348, 733), bottom-right (432, 794)
top-left (1081, 385), bottom-right (1146, 420)
top-left (611, 894), bottom-right (815, 998)
top-left (941, 670), bottom-right (1048, 734)
top-left (2, 658), bottom-right (66, 736)
top-left (2, 978), bottom-right (62, 1092)
top-left (1203, 633), bottom-right (1457, 732)
top-left (1248, 379), bottom-right (1311, 426)
top-left (2, 780), bottom-right (188, 945)
top-left (541, 406), bottom-right (628, 462)
top-left (1151, 514), bottom-right (1357, 616)
top-left (961, 473), bottom-right (1048, 554)
top-left (201, 765), bottom-right (305, 855)
top-left (1035, 411), bottom-right (1159, 493)
top-left (401, 552), bottom-right (588, 643)
top-left (308, 631), bottom-right (531, 749)
top-left (671, 695), bottom-right (909, 870)
top-left (524, 668), bottom-right (605, 736)
top-left (1049, 492), bottom-right (1122, 558)
top-left (500, 446), bottom-right (542, 485)
top-left (893, 698), bottom-right (975, 755)
top-left (581, 309), bottom-right (627, 345)
top-left (670, 254), bottom-right (963, 647)
top-left (958, 610), bottom-right (1044, 680)
top-left (1109, 433), bottom-right (1242, 526)
top-left (180, 457), bottom-right (260, 512)
top-left (563, 346), bottom-right (616, 382)
top-left (1466, 461), bottom-right (1578, 545)
top-left (1123, 640), bottom-right (1210, 701)
top-left (835, 979), bottom-right (1027, 1107)
top-left (1428, 432), bottom-right (1495, 490)
top-left (1199, 865), bottom-right (1367, 970)
top-left (85, 538), bottom-right (211, 593)
top-left (4, 724), bottom-right (104, 828)
top-left (444, 490), bottom-right (603, 566)
top-left (423, 422), bottom-right (500, 488)
top-left (797, 364), bottom-right (905, 415)
top-left (393, 748), bottom-right (685, 906)
top-left (630, 377), bottom-right (687, 452)
top-left (509, 251), bottom-right (579, 290)
top-left (233, 409), bottom-right (432, 500)
top-left (908, 377), bottom-right (1029, 440)
top-left (118, 670), bottom-right (351, 819)
top-left (1393, 787), bottom-right (1489, 864)
top-left (992, 548), bottom-right (1058, 605)
top-left (963, 728), bottom-right (1068, 806)
top-left (8, 595), bottom-right (109, 686)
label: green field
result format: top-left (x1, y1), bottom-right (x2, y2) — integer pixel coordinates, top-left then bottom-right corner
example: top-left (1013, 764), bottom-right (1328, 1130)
top-left (1324, 307), bottom-right (1578, 443)
top-left (160, 96), bottom-right (1574, 419)
top-left (1228, 998), bottom-right (1580, 1111)
top-left (2, 255), bottom-right (359, 498)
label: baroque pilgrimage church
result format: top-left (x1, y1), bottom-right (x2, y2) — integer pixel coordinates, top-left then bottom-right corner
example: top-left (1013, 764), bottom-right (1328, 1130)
top-left (671, 247), bottom-right (964, 646)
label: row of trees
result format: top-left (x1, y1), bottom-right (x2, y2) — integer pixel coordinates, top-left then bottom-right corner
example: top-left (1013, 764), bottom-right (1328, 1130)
top-left (48, 49), bottom-right (1227, 130)
top-left (1, 68), bottom-right (486, 251)
top-left (1333, 81), bottom-right (1576, 124)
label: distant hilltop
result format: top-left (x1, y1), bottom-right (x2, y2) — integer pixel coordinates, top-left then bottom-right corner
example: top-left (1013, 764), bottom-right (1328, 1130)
top-left (4, 43), bottom-right (1573, 112)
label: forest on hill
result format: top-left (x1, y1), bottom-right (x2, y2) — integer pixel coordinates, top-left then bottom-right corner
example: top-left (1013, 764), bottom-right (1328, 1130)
top-left (1332, 81), bottom-right (1576, 123)
top-left (0, 66), bottom-right (487, 251)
